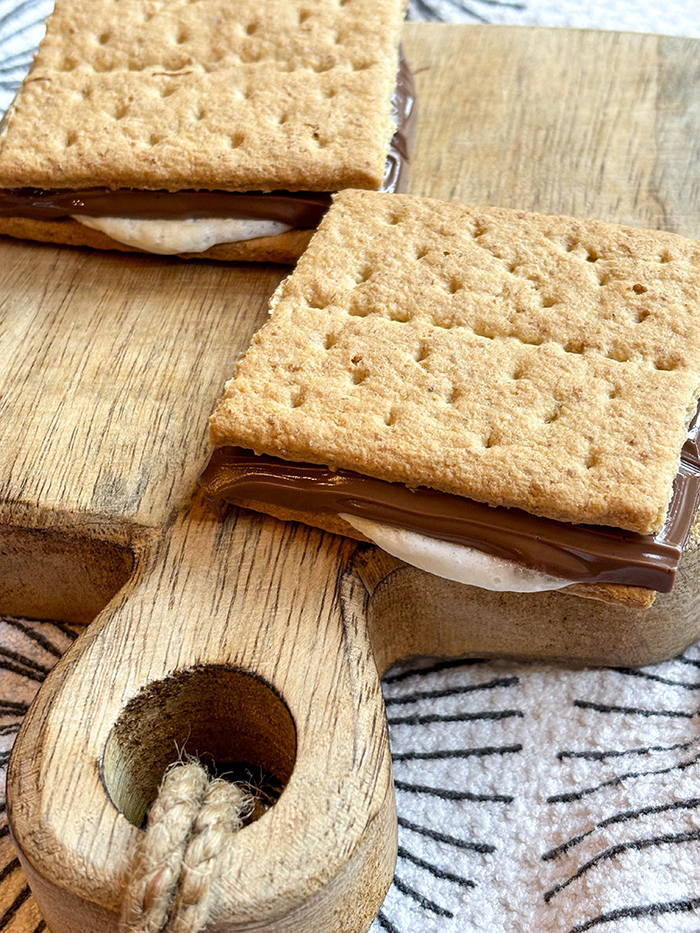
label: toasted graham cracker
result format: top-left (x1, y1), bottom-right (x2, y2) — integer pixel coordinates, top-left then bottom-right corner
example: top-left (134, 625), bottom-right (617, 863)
top-left (211, 190), bottom-right (700, 536)
top-left (0, 0), bottom-right (405, 192)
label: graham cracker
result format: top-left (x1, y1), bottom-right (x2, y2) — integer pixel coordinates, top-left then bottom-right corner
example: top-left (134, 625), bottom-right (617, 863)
top-left (0, 0), bottom-right (405, 192)
top-left (210, 189), bottom-right (700, 535)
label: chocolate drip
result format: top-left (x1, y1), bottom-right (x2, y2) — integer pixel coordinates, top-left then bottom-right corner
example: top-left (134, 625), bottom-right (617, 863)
top-left (0, 52), bottom-right (416, 224)
top-left (197, 436), bottom-right (700, 594)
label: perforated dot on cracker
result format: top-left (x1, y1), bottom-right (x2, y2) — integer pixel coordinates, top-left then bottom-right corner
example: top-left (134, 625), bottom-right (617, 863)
top-left (0, 0), bottom-right (410, 261)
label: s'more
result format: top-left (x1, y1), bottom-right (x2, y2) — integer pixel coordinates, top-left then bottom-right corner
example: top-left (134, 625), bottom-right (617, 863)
top-left (200, 189), bottom-right (700, 617)
top-left (0, 0), bottom-right (413, 262)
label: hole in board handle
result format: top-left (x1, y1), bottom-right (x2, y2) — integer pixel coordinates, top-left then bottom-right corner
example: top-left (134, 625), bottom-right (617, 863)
top-left (102, 666), bottom-right (296, 829)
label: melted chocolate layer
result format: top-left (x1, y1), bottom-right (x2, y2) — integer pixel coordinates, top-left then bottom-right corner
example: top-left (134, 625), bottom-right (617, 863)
top-left (0, 188), bottom-right (333, 225)
top-left (197, 429), bottom-right (700, 594)
top-left (0, 53), bottom-right (416, 225)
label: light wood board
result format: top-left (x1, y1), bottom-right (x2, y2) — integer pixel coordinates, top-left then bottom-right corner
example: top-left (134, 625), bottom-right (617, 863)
top-left (2, 23), bottom-right (700, 933)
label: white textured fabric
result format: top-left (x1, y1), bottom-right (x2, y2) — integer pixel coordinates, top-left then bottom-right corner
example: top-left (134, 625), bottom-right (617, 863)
top-left (406, 0), bottom-right (700, 38)
top-left (373, 651), bottom-right (700, 933)
top-left (0, 0), bottom-right (52, 115)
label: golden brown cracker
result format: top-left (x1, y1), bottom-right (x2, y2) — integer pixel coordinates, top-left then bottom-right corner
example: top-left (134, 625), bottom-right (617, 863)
top-left (211, 189), bottom-right (700, 534)
top-left (0, 0), bottom-right (405, 192)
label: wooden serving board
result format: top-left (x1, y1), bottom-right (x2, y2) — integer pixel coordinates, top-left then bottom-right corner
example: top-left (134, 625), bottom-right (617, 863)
top-left (2, 23), bottom-right (700, 933)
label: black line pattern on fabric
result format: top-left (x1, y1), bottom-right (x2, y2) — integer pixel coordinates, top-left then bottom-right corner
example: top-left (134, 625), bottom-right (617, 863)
top-left (376, 910), bottom-right (400, 933)
top-left (678, 654), bottom-right (700, 669)
top-left (0, 0), bottom-right (48, 95)
top-left (408, 0), bottom-right (525, 24)
top-left (0, 643), bottom-right (53, 673)
top-left (409, 0), bottom-right (455, 21)
top-left (52, 622), bottom-right (79, 641)
top-left (543, 796), bottom-right (700, 860)
top-left (0, 56), bottom-right (31, 74)
top-left (0, 857), bottom-right (20, 884)
top-left (0, 47), bottom-right (32, 66)
top-left (393, 875), bottom-right (454, 917)
top-left (0, 699), bottom-right (30, 715)
top-left (398, 816), bottom-right (496, 853)
top-left (573, 699), bottom-right (694, 719)
top-left (385, 676), bottom-right (520, 706)
top-left (397, 845), bottom-right (476, 889)
top-left (596, 797), bottom-right (700, 831)
top-left (0, 23), bottom-right (35, 47)
top-left (557, 739), bottom-right (696, 761)
top-left (567, 896), bottom-right (700, 933)
top-left (545, 828), bottom-right (598, 863)
top-left (388, 709), bottom-right (523, 726)
top-left (392, 743), bottom-right (523, 762)
top-left (613, 666), bottom-right (700, 690)
top-left (0, 659), bottom-right (45, 681)
top-left (0, 646), bottom-right (51, 681)
top-left (2, 616), bottom-right (67, 658)
top-left (0, 626), bottom-right (73, 933)
top-left (547, 750), bottom-right (700, 804)
top-left (544, 830), bottom-right (700, 902)
top-left (394, 778), bottom-right (513, 803)
top-left (0, 0), bottom-right (46, 31)
top-left (0, 885), bottom-right (32, 929)
top-left (382, 658), bottom-right (485, 685)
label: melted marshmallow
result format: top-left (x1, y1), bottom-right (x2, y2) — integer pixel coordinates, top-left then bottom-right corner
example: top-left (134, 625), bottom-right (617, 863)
top-left (71, 215), bottom-right (292, 254)
top-left (340, 513), bottom-right (573, 593)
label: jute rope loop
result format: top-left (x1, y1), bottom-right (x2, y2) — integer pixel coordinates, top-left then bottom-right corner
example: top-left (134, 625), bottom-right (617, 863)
top-left (120, 759), bottom-right (254, 933)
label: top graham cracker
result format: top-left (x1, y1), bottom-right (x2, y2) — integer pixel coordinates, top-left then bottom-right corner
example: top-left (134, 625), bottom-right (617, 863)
top-left (210, 190), bottom-right (700, 535)
top-left (0, 0), bottom-right (405, 192)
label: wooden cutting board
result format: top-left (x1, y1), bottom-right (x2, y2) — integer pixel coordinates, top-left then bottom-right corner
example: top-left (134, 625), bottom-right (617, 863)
top-left (2, 23), bottom-right (700, 933)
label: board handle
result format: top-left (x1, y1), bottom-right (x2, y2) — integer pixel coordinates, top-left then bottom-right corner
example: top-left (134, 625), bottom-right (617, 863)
top-left (7, 496), bottom-right (396, 933)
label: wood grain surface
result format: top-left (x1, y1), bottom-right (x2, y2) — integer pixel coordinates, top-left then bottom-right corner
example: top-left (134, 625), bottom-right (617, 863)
top-left (2, 22), bottom-right (700, 933)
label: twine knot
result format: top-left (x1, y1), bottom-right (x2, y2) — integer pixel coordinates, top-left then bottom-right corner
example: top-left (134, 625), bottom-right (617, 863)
top-left (120, 759), bottom-right (254, 933)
